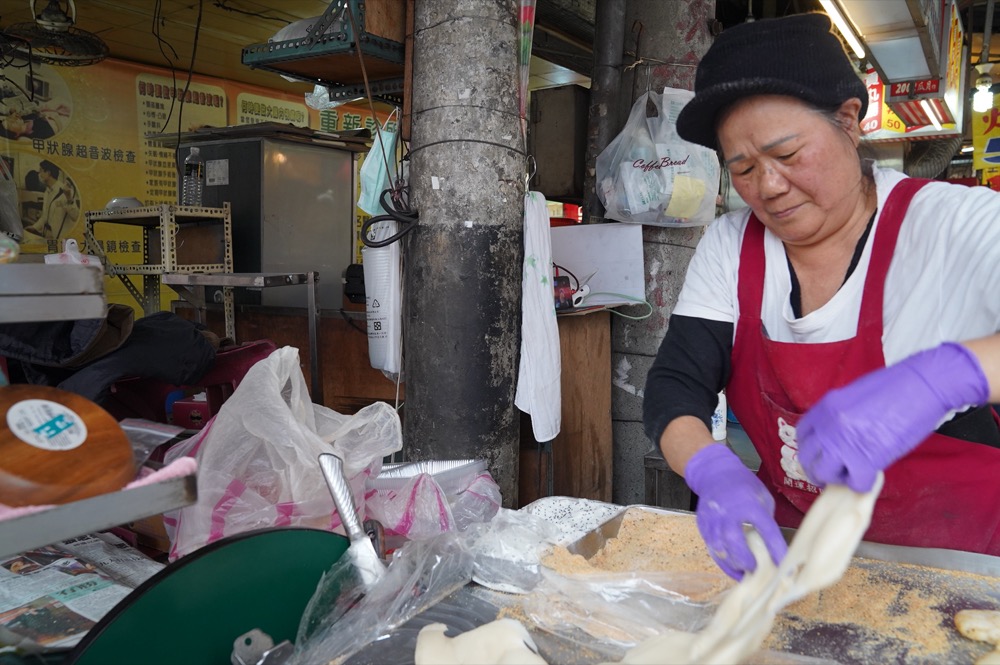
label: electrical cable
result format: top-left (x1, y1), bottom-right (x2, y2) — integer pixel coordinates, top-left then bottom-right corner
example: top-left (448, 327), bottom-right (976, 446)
top-left (406, 137), bottom-right (527, 159)
top-left (339, 308), bottom-right (366, 334)
top-left (152, 0), bottom-right (181, 133)
top-left (213, 1), bottom-right (291, 24)
top-left (360, 186), bottom-right (418, 247)
top-left (173, 0), bottom-right (205, 170)
top-left (575, 291), bottom-right (654, 320)
top-left (552, 263), bottom-right (579, 290)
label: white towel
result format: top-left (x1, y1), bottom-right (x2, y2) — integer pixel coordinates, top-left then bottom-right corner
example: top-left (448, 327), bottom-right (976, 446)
top-left (515, 192), bottom-right (561, 442)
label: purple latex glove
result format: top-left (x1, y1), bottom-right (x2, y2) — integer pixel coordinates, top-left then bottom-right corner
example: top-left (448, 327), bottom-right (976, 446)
top-left (685, 443), bottom-right (788, 580)
top-left (797, 342), bottom-right (990, 493)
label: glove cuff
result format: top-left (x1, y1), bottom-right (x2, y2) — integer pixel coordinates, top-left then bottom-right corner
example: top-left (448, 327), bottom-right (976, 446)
top-left (921, 342), bottom-right (990, 411)
top-left (684, 443), bottom-right (744, 495)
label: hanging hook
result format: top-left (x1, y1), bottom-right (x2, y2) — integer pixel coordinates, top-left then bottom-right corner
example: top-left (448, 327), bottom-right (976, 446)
top-left (524, 154), bottom-right (537, 191)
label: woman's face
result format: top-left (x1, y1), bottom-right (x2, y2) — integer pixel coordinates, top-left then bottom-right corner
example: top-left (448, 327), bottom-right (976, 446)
top-left (717, 95), bottom-right (865, 247)
top-left (3, 113), bottom-right (27, 137)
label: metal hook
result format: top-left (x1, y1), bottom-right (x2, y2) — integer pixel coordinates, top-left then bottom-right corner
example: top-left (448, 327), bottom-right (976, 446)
top-left (524, 154), bottom-right (537, 191)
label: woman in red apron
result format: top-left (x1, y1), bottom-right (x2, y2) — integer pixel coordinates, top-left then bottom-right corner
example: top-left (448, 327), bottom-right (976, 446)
top-left (644, 13), bottom-right (1000, 581)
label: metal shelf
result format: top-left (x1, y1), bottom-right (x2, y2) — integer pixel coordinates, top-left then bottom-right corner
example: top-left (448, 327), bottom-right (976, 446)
top-left (240, 0), bottom-right (405, 103)
top-left (0, 264), bottom-right (197, 563)
top-left (162, 271), bottom-right (324, 404)
top-left (84, 204), bottom-right (235, 337)
top-left (0, 264), bottom-right (106, 322)
top-left (0, 470), bottom-right (197, 560)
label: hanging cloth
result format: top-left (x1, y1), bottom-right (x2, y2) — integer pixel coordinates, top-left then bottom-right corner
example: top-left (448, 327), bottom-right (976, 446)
top-left (515, 192), bottom-right (561, 442)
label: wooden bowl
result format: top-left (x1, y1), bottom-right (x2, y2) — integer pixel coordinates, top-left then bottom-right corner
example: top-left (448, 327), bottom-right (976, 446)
top-left (0, 385), bottom-right (135, 507)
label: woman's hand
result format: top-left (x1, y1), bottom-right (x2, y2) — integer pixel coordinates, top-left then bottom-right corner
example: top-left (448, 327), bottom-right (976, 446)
top-left (797, 342), bottom-right (990, 492)
top-left (685, 443), bottom-right (788, 580)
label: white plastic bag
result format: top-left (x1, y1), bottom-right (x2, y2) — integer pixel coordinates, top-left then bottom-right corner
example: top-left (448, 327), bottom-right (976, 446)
top-left (596, 88), bottom-right (720, 227)
top-left (358, 108), bottom-right (400, 216)
top-left (163, 346), bottom-right (402, 560)
top-left (362, 220), bottom-right (402, 377)
top-left (44, 238), bottom-right (102, 269)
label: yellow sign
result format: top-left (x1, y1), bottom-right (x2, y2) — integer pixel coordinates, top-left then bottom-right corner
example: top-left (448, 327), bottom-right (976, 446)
top-left (973, 108), bottom-right (1000, 171)
top-left (2, 56), bottom-right (389, 313)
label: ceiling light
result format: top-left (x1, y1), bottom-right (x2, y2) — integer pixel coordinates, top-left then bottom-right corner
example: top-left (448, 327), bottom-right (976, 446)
top-left (919, 99), bottom-right (942, 130)
top-left (974, 63), bottom-right (995, 113)
top-left (818, 0), bottom-right (865, 59)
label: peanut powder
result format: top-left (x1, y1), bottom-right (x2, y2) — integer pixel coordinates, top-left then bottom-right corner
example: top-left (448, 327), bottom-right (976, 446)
top-left (539, 507), bottom-right (1000, 663)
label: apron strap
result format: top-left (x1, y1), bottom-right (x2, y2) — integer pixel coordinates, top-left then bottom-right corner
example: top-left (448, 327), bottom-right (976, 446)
top-left (857, 177), bottom-right (932, 328)
top-left (738, 177), bottom-right (933, 327)
top-left (737, 212), bottom-right (766, 321)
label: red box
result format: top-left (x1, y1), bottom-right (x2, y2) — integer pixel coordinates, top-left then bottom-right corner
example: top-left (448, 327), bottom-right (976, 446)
top-left (171, 398), bottom-right (213, 429)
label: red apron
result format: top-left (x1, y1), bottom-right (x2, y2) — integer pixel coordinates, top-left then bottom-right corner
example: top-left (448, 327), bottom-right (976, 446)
top-left (726, 177), bottom-right (1000, 554)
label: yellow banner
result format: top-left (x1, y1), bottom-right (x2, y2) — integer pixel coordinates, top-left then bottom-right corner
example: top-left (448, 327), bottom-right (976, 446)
top-left (2, 57), bottom-right (389, 310)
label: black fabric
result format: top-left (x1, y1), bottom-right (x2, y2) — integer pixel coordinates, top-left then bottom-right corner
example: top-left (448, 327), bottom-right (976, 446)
top-left (676, 13), bottom-right (868, 150)
top-left (937, 406), bottom-right (1000, 448)
top-left (643, 315), bottom-right (734, 446)
top-left (12, 312), bottom-right (216, 406)
top-left (643, 313), bottom-right (1000, 452)
top-left (787, 210), bottom-right (875, 318)
top-left (0, 308), bottom-right (130, 368)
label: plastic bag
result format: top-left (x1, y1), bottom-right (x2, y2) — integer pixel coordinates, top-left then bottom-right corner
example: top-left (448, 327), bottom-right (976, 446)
top-left (364, 463), bottom-right (501, 547)
top-left (163, 346), bottom-right (402, 560)
top-left (291, 530), bottom-right (476, 664)
top-left (596, 87), bottom-right (720, 227)
top-left (44, 238), bottom-right (102, 268)
top-left (524, 567), bottom-right (727, 653)
top-left (358, 108), bottom-right (400, 215)
top-left (468, 507), bottom-right (564, 594)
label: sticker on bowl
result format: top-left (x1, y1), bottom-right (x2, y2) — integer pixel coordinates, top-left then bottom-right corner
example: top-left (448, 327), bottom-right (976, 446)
top-left (6, 399), bottom-right (87, 451)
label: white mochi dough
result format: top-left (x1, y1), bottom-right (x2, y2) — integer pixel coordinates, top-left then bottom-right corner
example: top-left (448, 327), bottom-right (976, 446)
top-left (611, 475), bottom-right (884, 665)
top-left (414, 618), bottom-right (547, 665)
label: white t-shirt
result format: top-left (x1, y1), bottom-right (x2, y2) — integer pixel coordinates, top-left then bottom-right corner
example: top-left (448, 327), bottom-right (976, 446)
top-left (674, 167), bottom-right (1000, 366)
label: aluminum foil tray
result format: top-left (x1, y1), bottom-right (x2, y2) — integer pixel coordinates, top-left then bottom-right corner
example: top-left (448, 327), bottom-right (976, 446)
top-left (566, 505), bottom-right (1000, 664)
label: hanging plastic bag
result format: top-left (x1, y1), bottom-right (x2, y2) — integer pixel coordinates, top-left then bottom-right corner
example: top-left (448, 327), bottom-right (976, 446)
top-left (358, 108), bottom-right (400, 216)
top-left (362, 219), bottom-right (402, 377)
top-left (596, 88), bottom-right (720, 227)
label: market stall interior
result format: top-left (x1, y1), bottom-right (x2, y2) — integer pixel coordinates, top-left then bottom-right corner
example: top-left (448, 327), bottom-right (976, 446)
top-left (4, 0), bottom-right (1000, 663)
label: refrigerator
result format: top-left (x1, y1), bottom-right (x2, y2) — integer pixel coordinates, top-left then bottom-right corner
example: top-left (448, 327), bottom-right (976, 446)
top-left (177, 136), bottom-right (356, 310)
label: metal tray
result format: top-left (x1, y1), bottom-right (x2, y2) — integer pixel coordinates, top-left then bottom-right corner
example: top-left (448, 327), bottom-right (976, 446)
top-left (566, 505), bottom-right (1000, 664)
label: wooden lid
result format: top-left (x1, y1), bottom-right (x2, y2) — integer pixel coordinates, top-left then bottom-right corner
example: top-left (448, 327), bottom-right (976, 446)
top-left (0, 385), bottom-right (135, 507)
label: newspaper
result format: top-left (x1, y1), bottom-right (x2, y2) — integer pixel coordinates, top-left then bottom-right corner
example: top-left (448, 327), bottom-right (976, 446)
top-left (0, 532), bottom-right (163, 651)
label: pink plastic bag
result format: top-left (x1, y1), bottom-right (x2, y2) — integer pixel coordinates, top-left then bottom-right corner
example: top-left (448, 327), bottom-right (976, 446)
top-left (364, 470), bottom-right (501, 545)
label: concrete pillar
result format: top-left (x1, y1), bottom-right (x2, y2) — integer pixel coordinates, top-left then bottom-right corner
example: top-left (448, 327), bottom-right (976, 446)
top-left (582, 0), bottom-right (626, 224)
top-left (405, 0), bottom-right (524, 507)
top-left (611, 0), bottom-right (716, 505)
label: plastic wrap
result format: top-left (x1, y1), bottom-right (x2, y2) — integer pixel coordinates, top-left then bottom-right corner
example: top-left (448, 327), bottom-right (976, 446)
top-left (522, 567), bottom-right (726, 661)
top-left (291, 531), bottom-right (476, 665)
top-left (467, 507), bottom-right (563, 594)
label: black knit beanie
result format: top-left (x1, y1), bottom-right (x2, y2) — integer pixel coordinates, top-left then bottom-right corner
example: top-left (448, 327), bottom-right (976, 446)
top-left (676, 13), bottom-right (868, 150)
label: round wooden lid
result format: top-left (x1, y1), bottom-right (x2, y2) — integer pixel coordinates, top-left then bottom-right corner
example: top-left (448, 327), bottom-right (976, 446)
top-left (0, 385), bottom-right (136, 507)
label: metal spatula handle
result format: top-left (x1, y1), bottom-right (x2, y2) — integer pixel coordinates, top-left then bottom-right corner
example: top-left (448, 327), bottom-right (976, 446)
top-left (319, 453), bottom-right (365, 542)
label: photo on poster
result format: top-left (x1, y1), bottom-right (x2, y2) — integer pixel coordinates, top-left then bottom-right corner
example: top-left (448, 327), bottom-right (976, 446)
top-left (0, 57), bottom-right (74, 141)
top-left (2, 153), bottom-right (83, 245)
